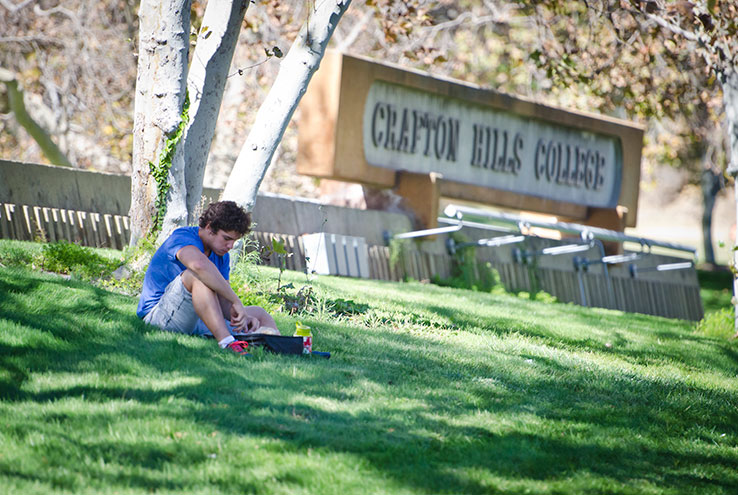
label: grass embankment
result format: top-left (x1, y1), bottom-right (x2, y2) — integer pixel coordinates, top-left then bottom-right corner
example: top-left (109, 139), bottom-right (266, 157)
top-left (1, 240), bottom-right (737, 494)
top-left (698, 269), bottom-right (733, 315)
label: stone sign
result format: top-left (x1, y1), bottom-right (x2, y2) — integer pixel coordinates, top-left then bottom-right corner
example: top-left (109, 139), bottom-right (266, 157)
top-left (363, 80), bottom-right (621, 209)
top-left (297, 51), bottom-right (643, 230)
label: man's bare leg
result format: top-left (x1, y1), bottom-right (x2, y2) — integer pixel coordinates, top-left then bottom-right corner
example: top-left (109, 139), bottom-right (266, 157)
top-left (245, 306), bottom-right (279, 333)
top-left (181, 270), bottom-right (231, 341)
top-left (217, 295), bottom-right (279, 334)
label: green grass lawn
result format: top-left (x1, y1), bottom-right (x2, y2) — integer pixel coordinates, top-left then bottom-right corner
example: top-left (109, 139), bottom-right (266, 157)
top-left (1, 243), bottom-right (738, 494)
top-left (698, 269), bottom-right (733, 315)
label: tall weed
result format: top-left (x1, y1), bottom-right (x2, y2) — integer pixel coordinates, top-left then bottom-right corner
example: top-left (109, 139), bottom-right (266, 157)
top-left (696, 307), bottom-right (735, 340)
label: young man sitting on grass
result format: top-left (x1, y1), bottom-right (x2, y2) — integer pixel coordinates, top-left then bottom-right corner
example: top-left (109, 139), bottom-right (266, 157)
top-left (136, 201), bottom-right (280, 355)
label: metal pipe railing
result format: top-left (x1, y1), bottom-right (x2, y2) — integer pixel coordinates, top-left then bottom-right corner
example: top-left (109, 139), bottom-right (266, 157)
top-left (437, 216), bottom-right (516, 234)
top-left (629, 261), bottom-right (694, 278)
top-left (442, 204), bottom-right (697, 256)
top-left (390, 223), bottom-right (463, 240)
top-left (448, 234), bottom-right (526, 255)
top-left (385, 204), bottom-right (697, 305)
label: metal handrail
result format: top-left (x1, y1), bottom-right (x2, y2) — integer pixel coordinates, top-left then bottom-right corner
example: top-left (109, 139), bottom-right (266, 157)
top-left (386, 204), bottom-right (697, 298)
top-left (437, 216), bottom-right (516, 234)
top-left (629, 261), bottom-right (694, 278)
top-left (385, 204), bottom-right (698, 309)
top-left (448, 234), bottom-right (526, 255)
top-left (390, 223), bottom-right (463, 240)
top-left (442, 204), bottom-right (697, 256)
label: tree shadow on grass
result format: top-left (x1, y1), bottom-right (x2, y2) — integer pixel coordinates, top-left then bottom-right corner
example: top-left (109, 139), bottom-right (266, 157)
top-left (10, 326), bottom-right (737, 494)
top-left (2, 267), bottom-right (738, 494)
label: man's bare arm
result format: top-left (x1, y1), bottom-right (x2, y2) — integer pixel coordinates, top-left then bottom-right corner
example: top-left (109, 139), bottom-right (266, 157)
top-left (176, 245), bottom-right (240, 305)
top-left (176, 245), bottom-right (262, 333)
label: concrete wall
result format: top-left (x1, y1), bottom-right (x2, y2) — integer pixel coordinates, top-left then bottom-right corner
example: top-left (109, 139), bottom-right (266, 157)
top-left (1, 159), bottom-right (132, 214)
top-left (252, 192), bottom-right (411, 246)
top-left (0, 159), bottom-right (411, 246)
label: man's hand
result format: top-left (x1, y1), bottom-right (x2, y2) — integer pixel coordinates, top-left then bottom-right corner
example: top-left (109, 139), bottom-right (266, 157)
top-left (230, 302), bottom-right (260, 333)
top-left (244, 316), bottom-right (261, 333)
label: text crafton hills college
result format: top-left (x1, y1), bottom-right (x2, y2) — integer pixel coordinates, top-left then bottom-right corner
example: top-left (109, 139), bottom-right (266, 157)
top-left (363, 81), bottom-right (622, 208)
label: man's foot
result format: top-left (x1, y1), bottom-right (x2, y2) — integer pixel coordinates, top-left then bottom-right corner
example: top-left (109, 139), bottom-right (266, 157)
top-left (226, 340), bottom-right (250, 355)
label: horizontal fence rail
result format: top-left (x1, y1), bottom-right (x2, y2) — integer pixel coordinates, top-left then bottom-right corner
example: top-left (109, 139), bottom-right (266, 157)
top-left (442, 204), bottom-right (698, 255)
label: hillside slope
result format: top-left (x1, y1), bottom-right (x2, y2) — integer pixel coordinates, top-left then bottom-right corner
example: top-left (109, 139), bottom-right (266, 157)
top-left (1, 264), bottom-right (737, 494)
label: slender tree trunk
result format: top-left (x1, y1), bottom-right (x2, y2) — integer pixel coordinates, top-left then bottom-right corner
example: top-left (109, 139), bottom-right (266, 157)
top-left (159, 0), bottom-right (248, 239)
top-left (221, 0), bottom-right (352, 211)
top-left (701, 168), bottom-right (721, 266)
top-left (722, 68), bottom-right (738, 333)
top-left (129, 0), bottom-right (191, 246)
top-left (182, 0), bottom-right (248, 224)
top-left (0, 68), bottom-right (73, 168)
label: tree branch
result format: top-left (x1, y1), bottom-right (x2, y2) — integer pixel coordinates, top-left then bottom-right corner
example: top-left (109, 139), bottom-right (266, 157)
top-left (222, 0), bottom-right (352, 211)
top-left (33, 3), bottom-right (82, 30)
top-left (643, 11), bottom-right (700, 43)
top-left (0, 68), bottom-right (74, 167)
top-left (336, 9), bottom-right (371, 52)
top-left (0, 35), bottom-right (63, 46)
top-left (0, 0), bottom-right (34, 13)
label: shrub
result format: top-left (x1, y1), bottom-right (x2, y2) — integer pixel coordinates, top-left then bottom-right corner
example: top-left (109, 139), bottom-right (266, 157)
top-left (39, 241), bottom-right (119, 279)
top-left (696, 307), bottom-right (735, 341)
top-left (0, 241), bottom-right (36, 267)
top-left (432, 233), bottom-right (503, 293)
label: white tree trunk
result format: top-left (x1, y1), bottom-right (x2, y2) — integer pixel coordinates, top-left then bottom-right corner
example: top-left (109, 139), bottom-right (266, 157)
top-left (723, 68), bottom-right (738, 332)
top-left (129, 0), bottom-right (191, 246)
top-left (221, 0), bottom-right (352, 211)
top-left (182, 0), bottom-right (248, 223)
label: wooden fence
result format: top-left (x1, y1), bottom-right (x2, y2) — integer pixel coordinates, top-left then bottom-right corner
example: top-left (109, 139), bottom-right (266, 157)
top-left (1, 202), bottom-right (131, 249)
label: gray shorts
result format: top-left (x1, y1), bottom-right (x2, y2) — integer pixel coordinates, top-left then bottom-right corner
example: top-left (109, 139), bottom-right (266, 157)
top-left (143, 274), bottom-right (231, 337)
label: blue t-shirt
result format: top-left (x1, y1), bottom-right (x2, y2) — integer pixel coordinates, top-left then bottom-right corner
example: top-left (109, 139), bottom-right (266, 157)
top-left (136, 226), bottom-right (230, 318)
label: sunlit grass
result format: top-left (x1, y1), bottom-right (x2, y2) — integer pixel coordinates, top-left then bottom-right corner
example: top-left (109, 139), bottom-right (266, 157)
top-left (1, 251), bottom-right (737, 494)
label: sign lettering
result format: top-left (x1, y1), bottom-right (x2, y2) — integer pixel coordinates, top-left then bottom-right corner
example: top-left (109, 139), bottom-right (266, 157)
top-left (363, 81), bottom-right (622, 208)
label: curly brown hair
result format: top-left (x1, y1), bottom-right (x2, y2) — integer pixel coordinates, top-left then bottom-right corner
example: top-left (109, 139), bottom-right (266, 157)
top-left (198, 201), bottom-right (251, 235)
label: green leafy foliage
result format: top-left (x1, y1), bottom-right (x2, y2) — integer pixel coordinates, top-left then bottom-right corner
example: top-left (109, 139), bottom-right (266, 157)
top-left (229, 243), bottom-right (370, 321)
top-left (696, 307), bottom-right (734, 340)
top-left (148, 92), bottom-right (190, 236)
top-left (330, 297), bottom-right (370, 316)
top-left (238, 288), bottom-right (282, 314)
top-left (270, 237), bottom-right (288, 255)
top-left (263, 237), bottom-right (292, 290)
top-left (280, 286), bottom-right (370, 318)
top-left (388, 237), bottom-right (408, 278)
top-left (698, 268), bottom-right (733, 314)
top-left (432, 232), bottom-right (503, 293)
top-left (513, 289), bottom-right (558, 304)
top-left (0, 240), bottom-right (36, 267)
top-left (230, 238), bottom-right (281, 314)
top-left (39, 241), bottom-right (120, 280)
top-left (0, 240), bottom-right (144, 294)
